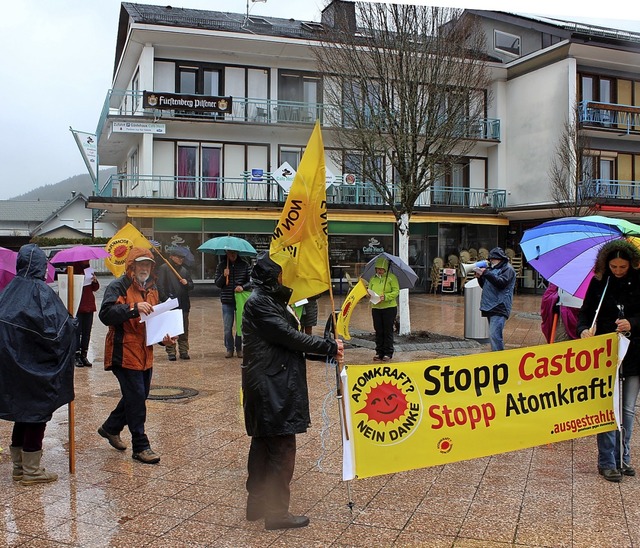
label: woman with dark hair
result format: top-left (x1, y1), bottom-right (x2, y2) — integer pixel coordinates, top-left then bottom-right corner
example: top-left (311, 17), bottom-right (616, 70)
top-left (577, 239), bottom-right (640, 482)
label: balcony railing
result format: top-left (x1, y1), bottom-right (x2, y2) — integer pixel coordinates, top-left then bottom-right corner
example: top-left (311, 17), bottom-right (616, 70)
top-left (98, 173), bottom-right (506, 209)
top-left (578, 100), bottom-right (640, 134)
top-left (96, 89), bottom-right (500, 141)
top-left (578, 179), bottom-right (640, 200)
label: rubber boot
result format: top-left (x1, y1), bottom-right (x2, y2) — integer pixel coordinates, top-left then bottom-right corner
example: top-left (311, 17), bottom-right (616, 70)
top-left (80, 351), bottom-right (93, 367)
top-left (20, 450), bottom-right (58, 486)
top-left (9, 446), bottom-right (23, 482)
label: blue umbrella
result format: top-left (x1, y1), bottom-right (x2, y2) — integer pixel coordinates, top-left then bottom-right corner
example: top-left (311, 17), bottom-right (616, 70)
top-left (361, 252), bottom-right (418, 289)
top-left (198, 236), bottom-right (257, 257)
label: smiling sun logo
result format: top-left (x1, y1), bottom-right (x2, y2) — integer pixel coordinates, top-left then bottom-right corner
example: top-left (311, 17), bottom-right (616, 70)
top-left (352, 368), bottom-right (422, 446)
top-left (358, 381), bottom-right (408, 424)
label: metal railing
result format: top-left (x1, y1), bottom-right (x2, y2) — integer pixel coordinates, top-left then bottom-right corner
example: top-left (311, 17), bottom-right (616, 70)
top-left (96, 89), bottom-right (500, 140)
top-left (578, 100), bottom-right (640, 134)
top-left (99, 173), bottom-right (506, 208)
top-left (578, 179), bottom-right (640, 200)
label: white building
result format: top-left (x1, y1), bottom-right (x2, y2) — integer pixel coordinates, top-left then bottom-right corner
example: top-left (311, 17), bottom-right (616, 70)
top-left (88, 2), bottom-right (640, 290)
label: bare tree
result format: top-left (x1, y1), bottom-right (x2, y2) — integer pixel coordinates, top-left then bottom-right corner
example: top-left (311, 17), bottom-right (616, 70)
top-left (314, 3), bottom-right (492, 334)
top-left (549, 105), bottom-right (595, 217)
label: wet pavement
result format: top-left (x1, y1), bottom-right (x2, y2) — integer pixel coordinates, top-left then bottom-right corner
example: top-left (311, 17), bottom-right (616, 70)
top-left (1, 284), bottom-right (639, 547)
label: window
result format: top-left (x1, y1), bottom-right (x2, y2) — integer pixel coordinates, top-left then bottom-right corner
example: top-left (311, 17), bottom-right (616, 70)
top-left (277, 71), bottom-right (321, 122)
top-left (432, 162), bottom-right (469, 206)
top-left (494, 30), bottom-right (521, 57)
top-left (177, 143), bottom-right (221, 198)
top-left (580, 74), bottom-right (616, 126)
top-left (176, 63), bottom-right (223, 118)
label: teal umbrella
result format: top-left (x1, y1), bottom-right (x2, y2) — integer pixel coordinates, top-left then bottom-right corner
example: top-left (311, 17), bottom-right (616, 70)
top-left (198, 236), bottom-right (257, 257)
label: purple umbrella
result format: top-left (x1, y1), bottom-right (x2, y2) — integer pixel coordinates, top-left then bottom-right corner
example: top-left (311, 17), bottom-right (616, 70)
top-left (49, 245), bottom-right (110, 264)
top-left (0, 246), bottom-right (56, 288)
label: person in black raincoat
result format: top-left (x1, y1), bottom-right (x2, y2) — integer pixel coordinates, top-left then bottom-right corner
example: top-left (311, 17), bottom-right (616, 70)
top-left (241, 251), bottom-right (344, 531)
top-left (577, 239), bottom-right (640, 483)
top-left (0, 244), bottom-right (77, 485)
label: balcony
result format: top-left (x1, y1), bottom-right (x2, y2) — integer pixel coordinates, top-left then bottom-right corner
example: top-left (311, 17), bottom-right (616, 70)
top-left (98, 173), bottom-right (506, 209)
top-left (578, 179), bottom-right (640, 201)
top-left (96, 89), bottom-right (500, 141)
top-left (578, 100), bottom-right (640, 135)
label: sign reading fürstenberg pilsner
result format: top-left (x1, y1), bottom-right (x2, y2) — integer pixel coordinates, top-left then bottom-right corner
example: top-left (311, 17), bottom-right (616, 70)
top-left (143, 91), bottom-right (233, 113)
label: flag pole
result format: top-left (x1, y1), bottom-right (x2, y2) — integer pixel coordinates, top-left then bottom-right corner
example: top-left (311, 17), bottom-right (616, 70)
top-left (65, 266), bottom-right (76, 475)
top-left (152, 247), bottom-right (184, 282)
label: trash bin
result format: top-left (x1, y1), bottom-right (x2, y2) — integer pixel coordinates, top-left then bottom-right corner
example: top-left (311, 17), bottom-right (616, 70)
top-left (464, 278), bottom-right (489, 339)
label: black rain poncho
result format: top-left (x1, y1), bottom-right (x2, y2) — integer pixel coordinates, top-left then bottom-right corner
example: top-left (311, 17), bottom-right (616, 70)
top-left (0, 244), bottom-right (76, 423)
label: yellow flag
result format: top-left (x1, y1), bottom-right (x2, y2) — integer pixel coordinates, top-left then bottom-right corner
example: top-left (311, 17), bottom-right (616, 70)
top-left (336, 278), bottom-right (369, 340)
top-left (270, 121), bottom-right (330, 303)
top-left (104, 222), bottom-right (153, 277)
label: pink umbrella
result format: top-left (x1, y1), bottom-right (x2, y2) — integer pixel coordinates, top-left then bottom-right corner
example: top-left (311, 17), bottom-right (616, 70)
top-left (49, 245), bottom-right (110, 264)
top-left (0, 246), bottom-right (55, 289)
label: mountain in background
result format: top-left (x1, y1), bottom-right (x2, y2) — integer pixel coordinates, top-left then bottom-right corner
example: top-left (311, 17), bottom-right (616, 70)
top-left (9, 168), bottom-right (117, 201)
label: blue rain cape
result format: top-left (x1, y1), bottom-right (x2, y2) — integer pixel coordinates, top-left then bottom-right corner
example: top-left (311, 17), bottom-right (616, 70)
top-left (0, 244), bottom-right (77, 422)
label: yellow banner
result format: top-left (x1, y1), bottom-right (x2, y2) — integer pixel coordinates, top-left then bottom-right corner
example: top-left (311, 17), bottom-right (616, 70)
top-left (336, 278), bottom-right (368, 340)
top-left (104, 222), bottom-right (153, 277)
top-left (270, 121), bottom-right (330, 304)
top-left (343, 334), bottom-right (625, 480)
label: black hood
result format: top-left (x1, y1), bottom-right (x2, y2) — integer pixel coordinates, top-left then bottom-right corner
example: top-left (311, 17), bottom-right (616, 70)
top-left (488, 247), bottom-right (509, 261)
top-left (251, 251), bottom-right (282, 289)
top-left (16, 244), bottom-right (48, 280)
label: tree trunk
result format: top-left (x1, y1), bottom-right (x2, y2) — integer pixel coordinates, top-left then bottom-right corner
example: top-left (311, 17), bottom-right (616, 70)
top-left (397, 213), bottom-right (411, 335)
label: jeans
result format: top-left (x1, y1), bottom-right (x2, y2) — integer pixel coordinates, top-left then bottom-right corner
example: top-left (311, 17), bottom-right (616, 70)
top-left (103, 367), bottom-right (153, 453)
top-left (488, 315), bottom-right (506, 351)
top-left (222, 302), bottom-right (242, 353)
top-left (597, 374), bottom-right (640, 469)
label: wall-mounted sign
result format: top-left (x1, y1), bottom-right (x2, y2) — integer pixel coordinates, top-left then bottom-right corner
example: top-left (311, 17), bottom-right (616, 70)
top-left (112, 121), bottom-right (166, 134)
top-left (143, 91), bottom-right (233, 113)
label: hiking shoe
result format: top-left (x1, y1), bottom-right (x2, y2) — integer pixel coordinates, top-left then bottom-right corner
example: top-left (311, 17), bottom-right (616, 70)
top-left (598, 467), bottom-right (622, 482)
top-left (236, 350), bottom-right (243, 359)
top-left (180, 353), bottom-right (190, 360)
top-left (132, 449), bottom-right (160, 464)
top-left (620, 463), bottom-right (636, 476)
top-left (225, 351), bottom-right (234, 358)
top-left (168, 355), bottom-right (177, 361)
top-left (98, 427), bottom-right (126, 451)
top-left (264, 513), bottom-right (309, 530)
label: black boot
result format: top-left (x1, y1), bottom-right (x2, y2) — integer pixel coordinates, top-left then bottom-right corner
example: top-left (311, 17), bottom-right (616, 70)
top-left (75, 351), bottom-right (84, 368)
top-left (80, 351), bottom-right (92, 367)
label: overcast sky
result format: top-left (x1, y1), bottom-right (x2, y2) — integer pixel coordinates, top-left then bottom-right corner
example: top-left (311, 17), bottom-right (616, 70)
top-left (1, 0), bottom-right (638, 200)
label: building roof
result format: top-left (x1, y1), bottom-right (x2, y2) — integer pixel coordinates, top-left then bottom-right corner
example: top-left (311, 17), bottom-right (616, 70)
top-left (0, 201), bottom-right (66, 222)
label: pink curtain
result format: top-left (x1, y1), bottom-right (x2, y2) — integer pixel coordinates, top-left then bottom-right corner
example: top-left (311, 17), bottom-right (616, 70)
top-left (203, 148), bottom-right (221, 198)
top-left (177, 146), bottom-right (196, 197)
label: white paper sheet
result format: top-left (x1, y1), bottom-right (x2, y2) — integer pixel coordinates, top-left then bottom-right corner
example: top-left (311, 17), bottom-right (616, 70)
top-left (139, 298), bottom-right (179, 321)
top-left (144, 309), bottom-right (184, 346)
top-left (368, 289), bottom-right (382, 304)
top-left (83, 267), bottom-right (95, 286)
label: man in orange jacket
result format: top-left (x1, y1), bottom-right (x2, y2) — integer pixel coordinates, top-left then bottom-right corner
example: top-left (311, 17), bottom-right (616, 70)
top-left (97, 247), bottom-right (175, 464)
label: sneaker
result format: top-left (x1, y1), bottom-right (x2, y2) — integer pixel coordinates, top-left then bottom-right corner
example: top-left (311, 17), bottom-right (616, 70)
top-left (168, 355), bottom-right (177, 362)
top-left (373, 355), bottom-right (383, 361)
top-left (598, 467), bottom-right (623, 482)
top-left (179, 353), bottom-right (190, 360)
top-left (382, 356), bottom-right (392, 362)
top-left (132, 449), bottom-right (160, 464)
top-left (98, 426), bottom-right (127, 451)
top-left (225, 351), bottom-right (234, 358)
